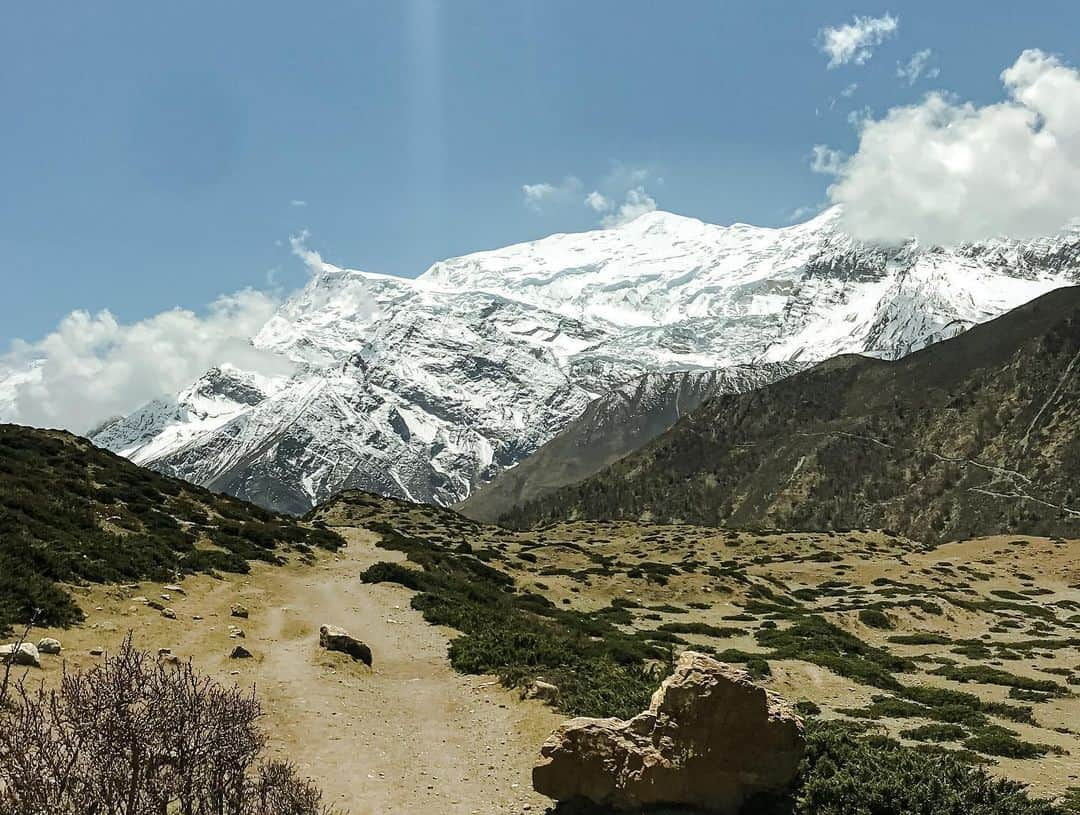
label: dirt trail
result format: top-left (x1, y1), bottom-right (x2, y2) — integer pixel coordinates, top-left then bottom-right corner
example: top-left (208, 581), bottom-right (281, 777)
top-left (31, 528), bottom-right (562, 814)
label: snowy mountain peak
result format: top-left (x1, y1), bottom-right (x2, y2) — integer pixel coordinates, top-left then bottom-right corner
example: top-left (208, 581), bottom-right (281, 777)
top-left (84, 208), bottom-right (1080, 514)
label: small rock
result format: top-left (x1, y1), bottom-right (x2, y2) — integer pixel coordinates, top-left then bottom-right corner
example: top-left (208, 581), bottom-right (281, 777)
top-left (163, 584), bottom-right (185, 595)
top-left (89, 647), bottom-right (104, 657)
top-left (0, 642), bottom-right (41, 667)
top-left (522, 679), bottom-right (560, 704)
top-left (231, 604), bottom-right (249, 619)
top-left (319, 625), bottom-right (372, 666)
top-left (230, 645), bottom-right (253, 660)
top-left (37, 638), bottom-right (62, 655)
top-left (161, 608), bottom-right (177, 620)
top-left (146, 599), bottom-right (165, 611)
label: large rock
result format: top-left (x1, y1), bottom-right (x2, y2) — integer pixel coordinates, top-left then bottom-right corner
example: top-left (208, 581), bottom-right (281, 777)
top-left (318, 625), bottom-right (372, 666)
top-left (37, 638), bottom-right (62, 655)
top-left (533, 652), bottom-right (805, 813)
top-left (0, 642), bottom-right (41, 668)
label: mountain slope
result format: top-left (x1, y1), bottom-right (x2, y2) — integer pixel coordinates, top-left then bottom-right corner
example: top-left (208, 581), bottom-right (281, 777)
top-left (501, 287), bottom-right (1080, 543)
top-left (457, 362), bottom-right (805, 522)
top-left (0, 424), bottom-right (342, 636)
top-left (42, 207), bottom-right (1080, 513)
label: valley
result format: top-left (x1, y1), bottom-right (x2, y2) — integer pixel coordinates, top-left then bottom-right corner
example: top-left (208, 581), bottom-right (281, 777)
top-left (13, 488), bottom-right (1076, 811)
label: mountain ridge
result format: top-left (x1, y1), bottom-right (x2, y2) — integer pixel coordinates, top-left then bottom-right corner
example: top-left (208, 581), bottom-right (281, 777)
top-left (500, 286), bottom-right (1080, 542)
top-left (7, 207), bottom-right (1079, 514)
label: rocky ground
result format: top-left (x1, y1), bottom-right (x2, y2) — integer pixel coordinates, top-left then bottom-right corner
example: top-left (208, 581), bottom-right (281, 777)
top-left (10, 499), bottom-right (1080, 809)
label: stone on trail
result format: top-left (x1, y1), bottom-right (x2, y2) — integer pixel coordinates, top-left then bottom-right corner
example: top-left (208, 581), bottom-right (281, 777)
top-left (319, 624), bottom-right (372, 666)
top-left (0, 642), bottom-right (41, 668)
top-left (532, 651), bottom-right (805, 813)
top-left (522, 679), bottom-right (561, 704)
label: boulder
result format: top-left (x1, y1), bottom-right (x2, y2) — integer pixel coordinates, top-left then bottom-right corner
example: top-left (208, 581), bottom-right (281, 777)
top-left (523, 679), bottom-right (561, 704)
top-left (231, 604), bottom-right (249, 619)
top-left (0, 642), bottom-right (40, 668)
top-left (229, 646), bottom-right (253, 660)
top-left (532, 652), bottom-right (805, 813)
top-left (37, 638), bottom-right (62, 655)
top-left (318, 625), bottom-right (372, 666)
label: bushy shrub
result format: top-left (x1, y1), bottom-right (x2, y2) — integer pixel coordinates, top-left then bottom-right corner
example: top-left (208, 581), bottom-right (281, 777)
top-left (0, 635), bottom-right (336, 815)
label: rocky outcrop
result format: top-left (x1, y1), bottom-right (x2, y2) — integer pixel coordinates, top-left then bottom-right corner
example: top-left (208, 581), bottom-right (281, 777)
top-left (319, 625), bottom-right (372, 667)
top-left (532, 652), bottom-right (805, 813)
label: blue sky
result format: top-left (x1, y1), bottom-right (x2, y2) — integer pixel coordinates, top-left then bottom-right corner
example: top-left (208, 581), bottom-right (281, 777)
top-left (2, 1), bottom-right (1078, 346)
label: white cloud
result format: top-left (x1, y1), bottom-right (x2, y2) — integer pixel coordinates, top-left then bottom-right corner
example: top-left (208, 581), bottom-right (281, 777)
top-left (818, 13), bottom-right (899, 68)
top-left (521, 164), bottom-right (660, 226)
top-left (601, 187), bottom-right (657, 227)
top-left (810, 144), bottom-right (846, 175)
top-left (1, 290), bottom-right (286, 434)
top-left (897, 49), bottom-right (940, 85)
top-left (825, 49), bottom-right (1080, 245)
top-left (289, 199), bottom-right (308, 207)
top-left (521, 176), bottom-right (582, 212)
top-left (841, 83), bottom-right (859, 98)
top-left (584, 190), bottom-right (612, 212)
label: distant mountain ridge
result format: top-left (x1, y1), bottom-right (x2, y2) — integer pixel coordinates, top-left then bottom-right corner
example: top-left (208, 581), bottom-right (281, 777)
top-left (6, 206), bottom-right (1078, 514)
top-left (457, 363), bottom-right (806, 522)
top-left (501, 286), bottom-right (1080, 543)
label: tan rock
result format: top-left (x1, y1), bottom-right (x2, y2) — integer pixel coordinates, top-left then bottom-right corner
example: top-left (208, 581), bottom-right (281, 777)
top-left (319, 624), bottom-right (372, 666)
top-left (532, 652), bottom-right (804, 813)
top-left (0, 642), bottom-right (40, 668)
top-left (523, 679), bottom-right (560, 704)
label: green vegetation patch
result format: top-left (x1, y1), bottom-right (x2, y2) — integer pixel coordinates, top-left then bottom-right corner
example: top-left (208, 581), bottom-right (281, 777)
top-left (0, 425), bottom-right (343, 635)
top-left (360, 522), bottom-right (669, 718)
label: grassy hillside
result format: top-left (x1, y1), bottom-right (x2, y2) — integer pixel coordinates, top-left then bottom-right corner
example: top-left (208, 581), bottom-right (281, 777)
top-left (0, 424), bottom-right (343, 636)
top-left (502, 286), bottom-right (1080, 542)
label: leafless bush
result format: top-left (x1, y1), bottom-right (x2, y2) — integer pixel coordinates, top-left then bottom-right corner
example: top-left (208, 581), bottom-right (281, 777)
top-left (0, 634), bottom-right (338, 815)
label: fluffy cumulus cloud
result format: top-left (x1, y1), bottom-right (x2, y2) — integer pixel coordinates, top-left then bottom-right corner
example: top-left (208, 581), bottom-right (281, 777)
top-left (600, 187), bottom-right (657, 227)
top-left (584, 190), bottom-right (612, 212)
top-left (524, 163), bottom-right (660, 226)
top-left (818, 13), bottom-right (899, 68)
top-left (897, 49), bottom-right (940, 85)
top-left (1, 290), bottom-right (286, 434)
top-left (521, 176), bottom-right (582, 212)
top-left (824, 49), bottom-right (1080, 246)
top-left (810, 145), bottom-right (846, 175)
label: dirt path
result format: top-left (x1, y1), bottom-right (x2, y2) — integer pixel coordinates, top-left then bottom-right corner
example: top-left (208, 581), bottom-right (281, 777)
top-left (31, 528), bottom-right (562, 814)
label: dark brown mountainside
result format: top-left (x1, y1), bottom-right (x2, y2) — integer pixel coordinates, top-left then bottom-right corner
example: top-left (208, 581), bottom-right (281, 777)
top-left (457, 363), bottom-right (803, 523)
top-left (502, 286), bottom-right (1080, 543)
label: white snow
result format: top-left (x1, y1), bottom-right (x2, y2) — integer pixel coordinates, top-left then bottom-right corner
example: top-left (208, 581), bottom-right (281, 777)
top-left (36, 205), bottom-right (1077, 511)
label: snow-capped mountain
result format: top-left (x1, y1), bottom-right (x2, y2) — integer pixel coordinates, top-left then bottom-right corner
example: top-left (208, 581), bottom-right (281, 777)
top-left (79, 207), bottom-right (1080, 512)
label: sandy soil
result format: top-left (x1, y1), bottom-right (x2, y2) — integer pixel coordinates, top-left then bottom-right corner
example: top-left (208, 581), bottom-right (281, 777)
top-left (27, 528), bottom-right (562, 815)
